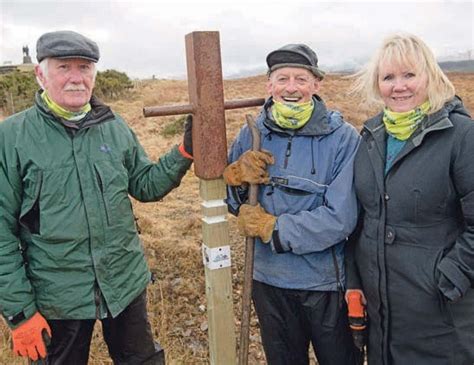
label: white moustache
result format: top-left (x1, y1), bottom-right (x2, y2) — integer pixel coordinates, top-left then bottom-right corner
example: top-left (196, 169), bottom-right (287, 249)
top-left (64, 85), bottom-right (86, 91)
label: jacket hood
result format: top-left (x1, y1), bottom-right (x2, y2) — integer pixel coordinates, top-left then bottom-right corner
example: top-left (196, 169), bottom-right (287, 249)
top-left (261, 94), bottom-right (343, 137)
top-left (447, 95), bottom-right (470, 115)
top-left (432, 95), bottom-right (471, 120)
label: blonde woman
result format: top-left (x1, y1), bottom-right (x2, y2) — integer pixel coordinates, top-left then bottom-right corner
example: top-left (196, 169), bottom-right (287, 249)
top-left (346, 33), bottom-right (474, 364)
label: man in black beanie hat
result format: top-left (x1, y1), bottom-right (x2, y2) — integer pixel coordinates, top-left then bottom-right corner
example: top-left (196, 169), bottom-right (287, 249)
top-left (223, 43), bottom-right (359, 364)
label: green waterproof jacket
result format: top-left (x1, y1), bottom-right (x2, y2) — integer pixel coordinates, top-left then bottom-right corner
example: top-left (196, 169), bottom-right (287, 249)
top-left (0, 94), bottom-right (192, 327)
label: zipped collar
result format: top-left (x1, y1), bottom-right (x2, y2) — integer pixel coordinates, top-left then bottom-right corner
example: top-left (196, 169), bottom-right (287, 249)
top-left (360, 96), bottom-right (468, 183)
top-left (261, 94), bottom-right (341, 137)
top-left (35, 90), bottom-right (115, 130)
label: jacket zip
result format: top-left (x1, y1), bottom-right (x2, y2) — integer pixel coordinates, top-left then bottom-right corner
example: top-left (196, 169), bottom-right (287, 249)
top-left (19, 170), bottom-right (43, 235)
top-left (283, 136), bottom-right (293, 168)
top-left (94, 168), bottom-right (111, 225)
top-left (331, 246), bottom-right (344, 309)
top-left (286, 175), bottom-right (329, 189)
top-left (414, 189), bottom-right (421, 225)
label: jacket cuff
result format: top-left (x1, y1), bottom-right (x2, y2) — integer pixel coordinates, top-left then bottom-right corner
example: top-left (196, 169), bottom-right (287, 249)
top-left (438, 273), bottom-right (463, 302)
top-left (345, 273), bottom-right (362, 290)
top-left (169, 145), bottom-right (193, 169)
top-left (272, 230), bottom-right (285, 253)
top-left (178, 143), bottom-right (193, 160)
top-left (270, 221), bottom-right (290, 253)
top-left (4, 302), bottom-right (38, 329)
top-left (345, 239), bottom-right (362, 290)
top-left (437, 257), bottom-right (470, 301)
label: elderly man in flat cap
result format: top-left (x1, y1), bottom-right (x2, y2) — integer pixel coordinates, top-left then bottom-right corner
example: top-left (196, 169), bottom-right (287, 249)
top-left (0, 30), bottom-right (193, 364)
top-left (224, 44), bottom-right (359, 364)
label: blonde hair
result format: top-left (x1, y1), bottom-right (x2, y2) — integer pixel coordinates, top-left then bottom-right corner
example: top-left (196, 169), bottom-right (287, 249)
top-left (350, 33), bottom-right (455, 113)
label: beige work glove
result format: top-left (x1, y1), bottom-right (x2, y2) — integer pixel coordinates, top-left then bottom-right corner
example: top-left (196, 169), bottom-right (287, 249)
top-left (238, 203), bottom-right (276, 243)
top-left (223, 150), bottom-right (274, 186)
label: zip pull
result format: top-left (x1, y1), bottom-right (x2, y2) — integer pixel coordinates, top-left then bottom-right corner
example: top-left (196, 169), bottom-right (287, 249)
top-left (285, 136), bottom-right (293, 157)
top-left (284, 136), bottom-right (293, 168)
top-left (266, 182), bottom-right (275, 196)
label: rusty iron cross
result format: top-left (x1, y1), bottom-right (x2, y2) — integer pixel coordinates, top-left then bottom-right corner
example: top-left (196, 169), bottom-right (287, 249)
top-left (143, 31), bottom-right (264, 364)
top-left (144, 32), bottom-right (264, 179)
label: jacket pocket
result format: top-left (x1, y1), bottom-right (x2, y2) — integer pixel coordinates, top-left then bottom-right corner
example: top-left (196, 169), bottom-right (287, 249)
top-left (266, 173), bottom-right (327, 215)
top-left (413, 183), bottom-right (449, 224)
top-left (94, 165), bottom-right (111, 226)
top-left (436, 286), bottom-right (454, 326)
top-left (93, 160), bottom-right (134, 229)
top-left (21, 166), bottom-right (89, 241)
top-left (19, 170), bottom-right (43, 234)
top-left (433, 251), bottom-right (455, 326)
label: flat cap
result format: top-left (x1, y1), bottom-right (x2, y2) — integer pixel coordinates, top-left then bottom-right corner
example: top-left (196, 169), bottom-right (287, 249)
top-left (266, 44), bottom-right (325, 79)
top-left (36, 30), bottom-right (100, 63)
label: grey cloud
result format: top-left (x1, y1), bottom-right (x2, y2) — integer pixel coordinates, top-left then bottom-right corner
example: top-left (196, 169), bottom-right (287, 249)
top-left (1, 1), bottom-right (472, 79)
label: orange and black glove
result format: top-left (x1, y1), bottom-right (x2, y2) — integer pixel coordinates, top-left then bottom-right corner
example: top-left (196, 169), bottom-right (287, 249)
top-left (345, 289), bottom-right (367, 355)
top-left (345, 289), bottom-right (367, 306)
top-left (11, 312), bottom-right (51, 361)
top-left (238, 203), bottom-right (276, 243)
top-left (178, 115), bottom-right (193, 159)
top-left (223, 150), bottom-right (274, 186)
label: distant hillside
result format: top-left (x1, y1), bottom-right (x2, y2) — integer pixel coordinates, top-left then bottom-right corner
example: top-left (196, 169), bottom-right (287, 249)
top-left (439, 60), bottom-right (474, 72)
top-left (319, 59), bottom-right (474, 75)
top-left (218, 59), bottom-right (474, 78)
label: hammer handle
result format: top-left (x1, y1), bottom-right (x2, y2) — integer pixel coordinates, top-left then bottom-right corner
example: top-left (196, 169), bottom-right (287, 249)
top-left (238, 114), bottom-right (261, 365)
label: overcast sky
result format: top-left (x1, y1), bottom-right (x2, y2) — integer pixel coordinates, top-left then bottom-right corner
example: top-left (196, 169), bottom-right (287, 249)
top-left (1, 0), bottom-right (473, 79)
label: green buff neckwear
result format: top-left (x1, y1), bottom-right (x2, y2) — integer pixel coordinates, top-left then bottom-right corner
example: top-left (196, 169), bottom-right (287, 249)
top-left (41, 90), bottom-right (91, 121)
top-left (272, 100), bottom-right (314, 129)
top-left (383, 101), bottom-right (430, 141)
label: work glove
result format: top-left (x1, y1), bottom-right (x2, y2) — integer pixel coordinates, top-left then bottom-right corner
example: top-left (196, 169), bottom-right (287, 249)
top-left (223, 150), bottom-right (274, 186)
top-left (179, 114), bottom-right (193, 159)
top-left (238, 203), bottom-right (276, 243)
top-left (345, 289), bottom-right (367, 358)
top-left (11, 312), bottom-right (51, 361)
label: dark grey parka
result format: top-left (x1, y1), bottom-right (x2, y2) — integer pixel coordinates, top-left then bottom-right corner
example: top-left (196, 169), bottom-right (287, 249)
top-left (346, 97), bottom-right (474, 365)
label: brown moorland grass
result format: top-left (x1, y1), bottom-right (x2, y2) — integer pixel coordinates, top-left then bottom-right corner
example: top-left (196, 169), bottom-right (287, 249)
top-left (0, 72), bottom-right (473, 364)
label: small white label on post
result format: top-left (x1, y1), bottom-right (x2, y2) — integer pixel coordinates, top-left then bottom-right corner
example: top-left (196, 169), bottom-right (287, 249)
top-left (202, 244), bottom-right (231, 270)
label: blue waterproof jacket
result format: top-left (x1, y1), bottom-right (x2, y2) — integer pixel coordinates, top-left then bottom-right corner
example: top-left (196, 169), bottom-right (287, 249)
top-left (227, 96), bottom-right (360, 290)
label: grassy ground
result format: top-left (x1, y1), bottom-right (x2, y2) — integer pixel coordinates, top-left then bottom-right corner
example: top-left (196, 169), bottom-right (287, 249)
top-left (0, 72), bottom-right (473, 364)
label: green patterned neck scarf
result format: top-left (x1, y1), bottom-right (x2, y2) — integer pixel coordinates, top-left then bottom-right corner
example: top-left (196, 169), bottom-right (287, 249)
top-left (272, 100), bottom-right (314, 129)
top-left (41, 91), bottom-right (91, 122)
top-left (383, 101), bottom-right (430, 141)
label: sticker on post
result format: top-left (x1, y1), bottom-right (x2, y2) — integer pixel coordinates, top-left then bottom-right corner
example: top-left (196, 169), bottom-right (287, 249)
top-left (202, 244), bottom-right (231, 270)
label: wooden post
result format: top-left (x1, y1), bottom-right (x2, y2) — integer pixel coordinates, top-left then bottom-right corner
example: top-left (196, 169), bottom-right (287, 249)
top-left (186, 31), bottom-right (236, 364)
top-left (143, 31), bottom-right (265, 364)
top-left (200, 179), bottom-right (235, 365)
